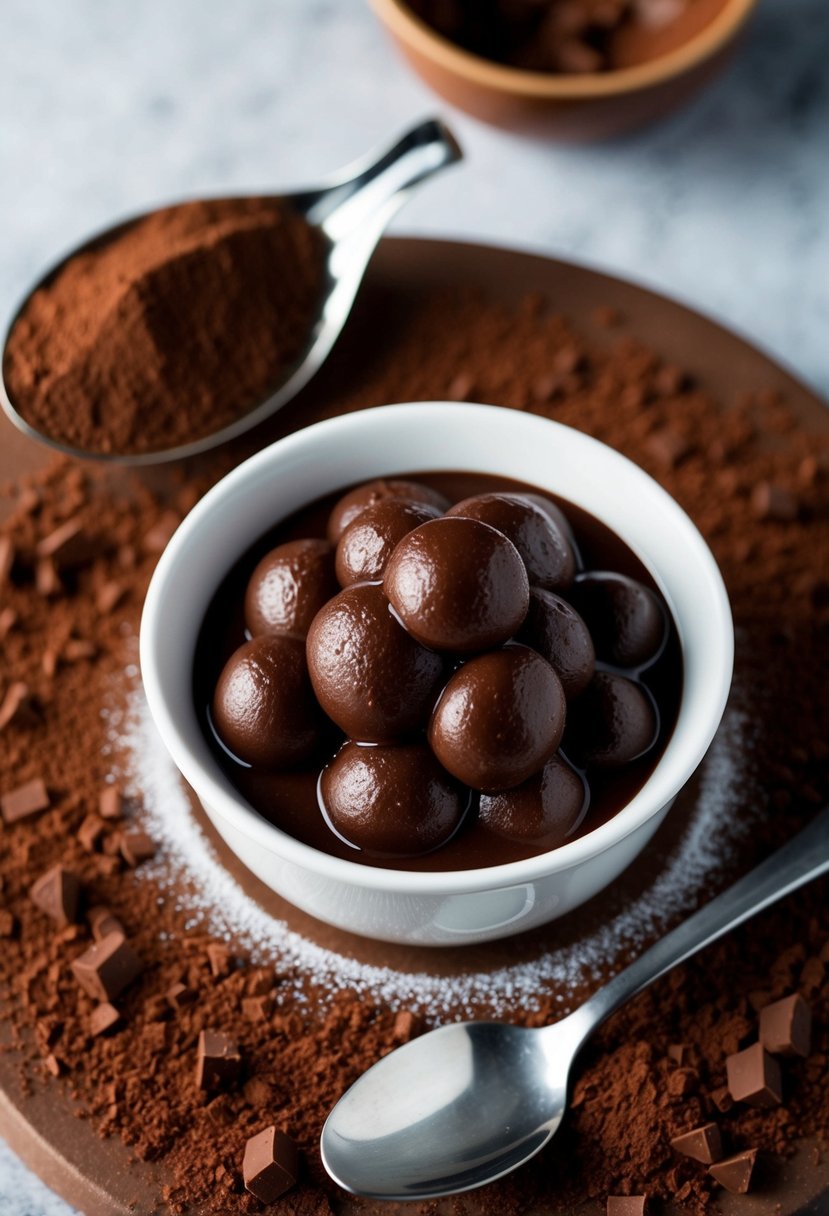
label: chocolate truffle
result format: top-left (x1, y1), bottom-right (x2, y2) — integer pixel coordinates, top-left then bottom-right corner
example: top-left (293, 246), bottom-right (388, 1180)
top-left (244, 538), bottom-right (337, 639)
top-left (447, 492), bottom-right (575, 591)
top-left (320, 741), bottom-right (466, 857)
top-left (429, 645), bottom-right (565, 792)
top-left (565, 671), bottom-right (658, 769)
top-left (327, 478), bottom-right (450, 543)
top-left (306, 582), bottom-right (445, 741)
top-left (335, 499), bottom-right (441, 588)
top-left (479, 754), bottom-right (587, 848)
top-left (518, 587), bottom-right (595, 699)
top-left (569, 572), bottom-right (666, 668)
top-left (384, 516), bottom-right (530, 653)
top-left (212, 635), bottom-right (320, 768)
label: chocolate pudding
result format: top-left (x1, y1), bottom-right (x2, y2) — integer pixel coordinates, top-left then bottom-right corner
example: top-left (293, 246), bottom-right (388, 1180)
top-left (195, 471), bottom-right (682, 872)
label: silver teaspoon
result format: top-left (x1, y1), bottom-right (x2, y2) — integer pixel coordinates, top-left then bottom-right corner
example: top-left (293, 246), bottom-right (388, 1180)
top-left (0, 118), bottom-right (461, 465)
top-left (322, 805), bottom-right (829, 1200)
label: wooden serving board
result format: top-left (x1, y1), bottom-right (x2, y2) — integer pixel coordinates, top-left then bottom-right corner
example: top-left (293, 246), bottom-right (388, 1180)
top-left (0, 237), bottom-right (826, 1215)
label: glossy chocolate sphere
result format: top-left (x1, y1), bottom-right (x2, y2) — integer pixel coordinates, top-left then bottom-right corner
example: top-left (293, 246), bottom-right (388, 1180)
top-left (335, 499), bottom-right (441, 588)
top-left (447, 491), bottom-right (576, 590)
top-left (327, 478), bottom-right (450, 544)
top-left (569, 572), bottom-right (666, 668)
top-left (429, 644), bottom-right (566, 792)
top-left (320, 741), bottom-right (466, 857)
top-left (306, 582), bottom-right (445, 742)
top-left (384, 516), bottom-right (530, 654)
top-left (479, 754), bottom-right (587, 848)
top-left (518, 587), bottom-right (595, 699)
top-left (565, 671), bottom-right (658, 769)
top-left (244, 538), bottom-right (337, 639)
top-left (212, 635), bottom-right (320, 768)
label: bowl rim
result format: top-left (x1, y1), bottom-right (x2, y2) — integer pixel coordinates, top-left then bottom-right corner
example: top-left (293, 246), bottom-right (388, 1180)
top-left (369, 0), bottom-right (758, 98)
top-left (139, 402), bottom-right (733, 895)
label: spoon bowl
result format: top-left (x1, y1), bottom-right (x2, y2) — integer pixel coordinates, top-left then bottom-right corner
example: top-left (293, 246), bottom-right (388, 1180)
top-left (322, 805), bottom-right (829, 1199)
top-left (0, 119), bottom-right (461, 464)
top-left (322, 1019), bottom-right (575, 1200)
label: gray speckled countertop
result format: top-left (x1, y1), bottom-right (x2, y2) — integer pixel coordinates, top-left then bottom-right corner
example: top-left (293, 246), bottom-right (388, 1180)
top-left (1, 0), bottom-right (827, 1209)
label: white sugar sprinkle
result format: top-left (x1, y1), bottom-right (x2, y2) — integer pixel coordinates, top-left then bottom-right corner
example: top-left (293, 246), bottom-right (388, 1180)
top-left (119, 686), bottom-right (753, 1020)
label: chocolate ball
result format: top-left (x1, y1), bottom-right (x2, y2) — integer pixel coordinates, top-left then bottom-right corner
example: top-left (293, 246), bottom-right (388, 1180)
top-left (335, 499), bottom-right (441, 588)
top-left (447, 492), bottom-right (576, 591)
top-left (320, 741), bottom-right (466, 857)
top-left (384, 516), bottom-right (530, 654)
top-left (306, 582), bottom-right (446, 742)
top-left (479, 754), bottom-right (588, 849)
top-left (569, 572), bottom-right (667, 668)
top-left (244, 538), bottom-right (337, 639)
top-left (518, 587), bottom-right (595, 699)
top-left (327, 478), bottom-right (450, 544)
top-left (212, 635), bottom-right (321, 769)
top-left (565, 672), bottom-right (658, 769)
top-left (428, 645), bottom-right (566, 792)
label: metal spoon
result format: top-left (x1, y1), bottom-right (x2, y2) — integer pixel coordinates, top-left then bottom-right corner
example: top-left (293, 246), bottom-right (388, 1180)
top-left (0, 118), bottom-right (461, 465)
top-left (322, 805), bottom-right (829, 1201)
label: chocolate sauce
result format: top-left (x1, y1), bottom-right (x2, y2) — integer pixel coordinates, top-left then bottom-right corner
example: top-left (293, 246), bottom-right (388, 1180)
top-left (194, 472), bottom-right (683, 872)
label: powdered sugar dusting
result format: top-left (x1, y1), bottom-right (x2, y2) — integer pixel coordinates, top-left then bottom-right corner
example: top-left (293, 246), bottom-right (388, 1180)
top-left (116, 686), bottom-right (753, 1020)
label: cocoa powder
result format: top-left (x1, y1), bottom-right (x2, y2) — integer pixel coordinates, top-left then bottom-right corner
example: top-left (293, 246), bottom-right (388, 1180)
top-left (0, 276), bottom-right (827, 1216)
top-left (3, 198), bottom-right (325, 455)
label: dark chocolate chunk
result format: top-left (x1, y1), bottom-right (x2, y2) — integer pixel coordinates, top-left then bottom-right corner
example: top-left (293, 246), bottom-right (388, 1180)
top-left (0, 534), bottom-right (15, 585)
top-left (759, 993), bottom-right (812, 1058)
top-left (30, 864), bottom-right (82, 927)
top-left (96, 580), bottom-right (127, 614)
top-left (606, 1198), bottom-right (648, 1215)
top-left (726, 1042), bottom-right (782, 1107)
top-left (77, 814), bottom-right (105, 853)
top-left (71, 931), bottom-right (142, 1001)
top-left (207, 942), bottom-right (232, 978)
top-left (36, 517), bottom-right (93, 566)
top-left (670, 1122), bottom-right (723, 1164)
top-left (0, 682), bottom-right (39, 731)
top-left (1, 776), bottom-right (50, 823)
top-left (166, 981), bottom-right (197, 1010)
top-left (35, 556), bottom-right (61, 597)
top-left (90, 1002), bottom-right (122, 1037)
top-left (709, 1148), bottom-right (758, 1194)
top-left (98, 785), bottom-right (124, 820)
top-left (195, 1029), bottom-right (241, 1091)
top-left (141, 510), bottom-right (181, 554)
top-left (119, 830), bottom-right (158, 868)
top-left (87, 905), bottom-right (125, 942)
top-left (0, 606), bottom-right (18, 639)
top-left (242, 1125), bottom-right (299, 1202)
top-left (751, 481), bottom-right (799, 522)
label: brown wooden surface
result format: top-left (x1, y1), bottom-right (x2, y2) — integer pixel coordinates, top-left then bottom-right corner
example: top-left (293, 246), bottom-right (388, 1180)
top-left (0, 236), bottom-right (826, 1215)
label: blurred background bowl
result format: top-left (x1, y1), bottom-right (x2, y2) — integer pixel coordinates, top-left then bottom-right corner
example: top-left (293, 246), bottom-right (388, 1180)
top-left (369, 0), bottom-right (758, 140)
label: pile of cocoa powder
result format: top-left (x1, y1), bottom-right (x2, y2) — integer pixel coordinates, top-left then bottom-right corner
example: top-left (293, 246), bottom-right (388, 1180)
top-left (3, 198), bottom-right (325, 456)
top-left (0, 277), bottom-right (827, 1216)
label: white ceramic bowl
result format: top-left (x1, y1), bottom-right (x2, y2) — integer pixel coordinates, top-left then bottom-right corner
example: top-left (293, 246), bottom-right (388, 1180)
top-left (140, 403), bottom-right (733, 946)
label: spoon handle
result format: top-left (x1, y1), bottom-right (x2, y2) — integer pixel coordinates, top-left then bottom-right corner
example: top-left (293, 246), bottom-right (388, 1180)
top-left (313, 119), bottom-right (462, 242)
top-left (570, 806), bottom-right (829, 1042)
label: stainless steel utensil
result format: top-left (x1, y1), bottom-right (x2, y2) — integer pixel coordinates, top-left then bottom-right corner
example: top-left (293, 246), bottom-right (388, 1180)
top-left (322, 806), bottom-right (829, 1200)
top-left (0, 118), bottom-right (461, 464)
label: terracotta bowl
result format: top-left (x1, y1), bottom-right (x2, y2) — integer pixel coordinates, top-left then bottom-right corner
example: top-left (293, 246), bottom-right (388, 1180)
top-left (369, 0), bottom-right (758, 140)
